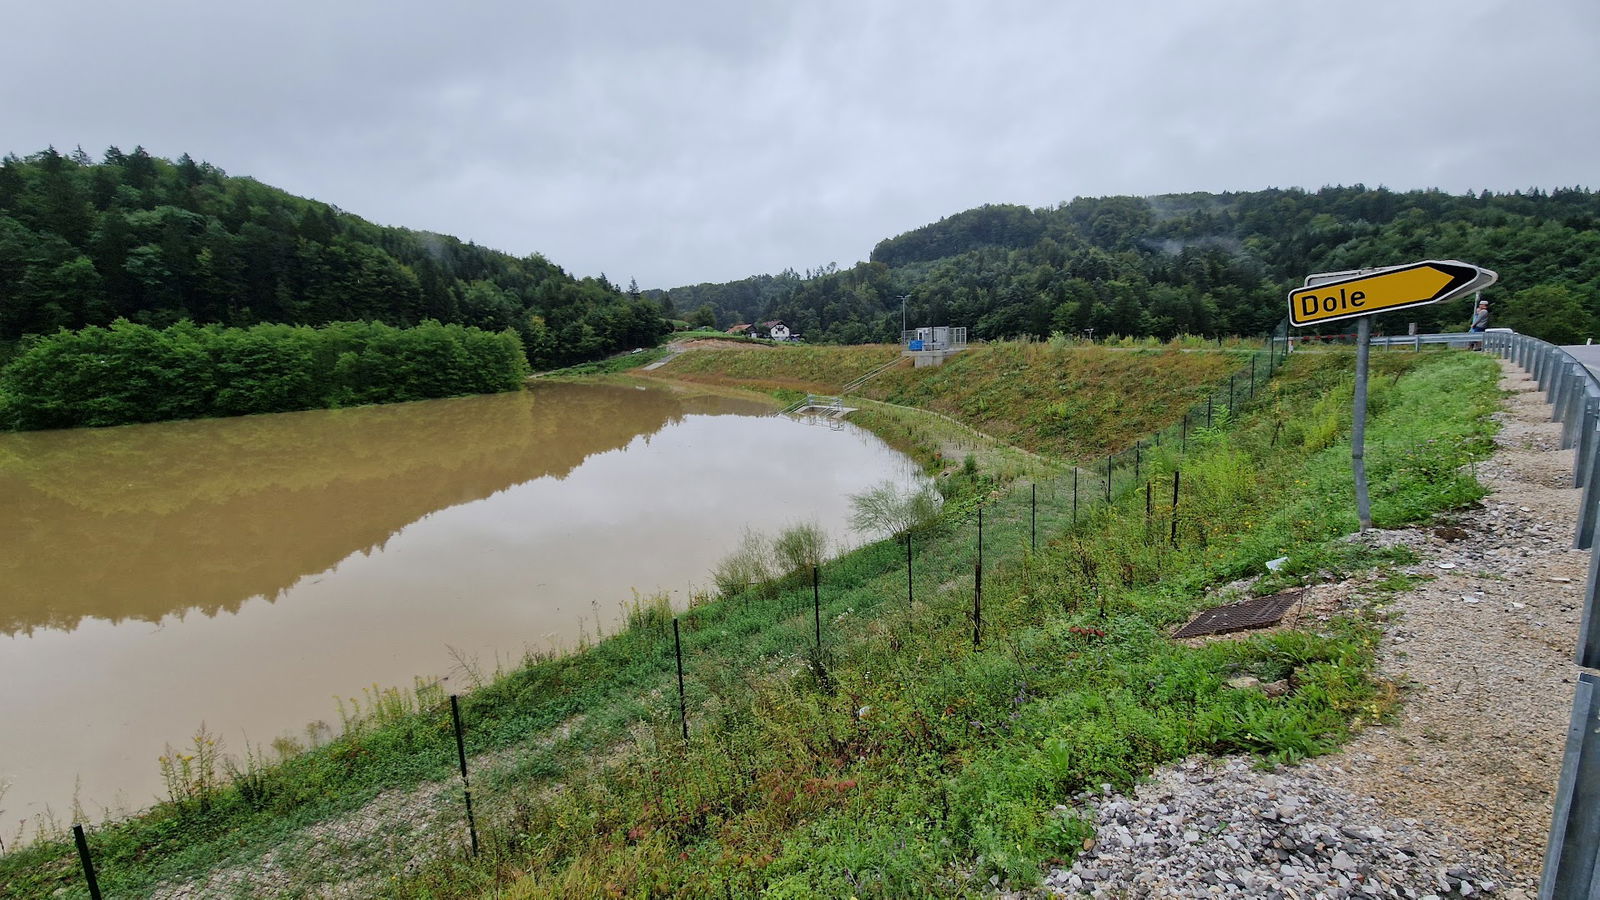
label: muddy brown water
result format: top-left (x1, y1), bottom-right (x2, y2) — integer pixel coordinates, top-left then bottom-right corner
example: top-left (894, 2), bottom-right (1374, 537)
top-left (0, 380), bottom-right (924, 835)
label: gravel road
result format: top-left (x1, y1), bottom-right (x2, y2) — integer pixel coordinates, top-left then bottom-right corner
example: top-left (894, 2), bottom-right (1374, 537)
top-left (1042, 358), bottom-right (1581, 898)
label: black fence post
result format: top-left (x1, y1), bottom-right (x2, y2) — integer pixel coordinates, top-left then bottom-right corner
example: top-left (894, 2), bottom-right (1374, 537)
top-left (1207, 395), bottom-right (1213, 429)
top-left (673, 618), bottom-right (689, 741)
top-left (973, 563), bottom-right (982, 648)
top-left (812, 566), bottom-right (821, 651)
top-left (1031, 483), bottom-right (1037, 551)
top-left (906, 535), bottom-right (913, 607)
top-left (1105, 454), bottom-right (1112, 504)
top-left (972, 506), bottom-right (985, 566)
top-left (1170, 469), bottom-right (1181, 547)
top-left (73, 825), bottom-right (102, 900)
top-left (449, 695), bottom-right (480, 857)
top-left (1073, 467), bottom-right (1079, 524)
top-left (1249, 358), bottom-right (1256, 398)
top-left (1181, 413), bottom-right (1188, 452)
top-left (1145, 480), bottom-right (1152, 543)
top-left (1134, 441), bottom-right (1141, 484)
top-left (974, 508), bottom-right (983, 648)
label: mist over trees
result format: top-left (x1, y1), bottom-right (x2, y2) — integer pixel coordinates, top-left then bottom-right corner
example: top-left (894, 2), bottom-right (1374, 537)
top-left (0, 146), bottom-right (669, 368)
top-left (652, 188), bottom-right (1600, 345)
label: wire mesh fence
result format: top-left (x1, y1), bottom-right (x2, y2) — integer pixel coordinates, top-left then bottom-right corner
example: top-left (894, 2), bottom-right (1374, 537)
top-left (38, 335), bottom-right (1293, 899)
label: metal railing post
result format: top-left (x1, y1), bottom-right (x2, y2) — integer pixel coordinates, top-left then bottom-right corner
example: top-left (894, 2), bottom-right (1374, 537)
top-left (1540, 672), bottom-right (1600, 899)
top-left (1577, 392), bottom-right (1600, 490)
top-left (1550, 362), bottom-right (1567, 419)
top-left (1563, 368), bottom-right (1585, 447)
top-left (1554, 362), bottom-right (1575, 426)
top-left (1578, 419), bottom-right (1600, 551)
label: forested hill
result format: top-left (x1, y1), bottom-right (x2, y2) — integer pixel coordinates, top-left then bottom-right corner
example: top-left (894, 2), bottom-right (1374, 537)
top-left (653, 187), bottom-right (1600, 345)
top-left (0, 146), bottom-right (667, 367)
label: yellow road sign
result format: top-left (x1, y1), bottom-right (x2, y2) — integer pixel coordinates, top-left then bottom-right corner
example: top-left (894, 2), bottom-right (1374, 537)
top-left (1288, 260), bottom-right (1495, 327)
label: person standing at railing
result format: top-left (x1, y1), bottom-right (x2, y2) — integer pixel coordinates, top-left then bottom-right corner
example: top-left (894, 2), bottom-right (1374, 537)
top-left (1468, 298), bottom-right (1489, 350)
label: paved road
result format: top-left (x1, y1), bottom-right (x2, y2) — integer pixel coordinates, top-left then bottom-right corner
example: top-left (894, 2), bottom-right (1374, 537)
top-left (1563, 345), bottom-right (1600, 379)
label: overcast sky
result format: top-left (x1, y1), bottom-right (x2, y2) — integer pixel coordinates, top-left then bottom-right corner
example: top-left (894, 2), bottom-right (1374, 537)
top-left (4, 0), bottom-right (1595, 288)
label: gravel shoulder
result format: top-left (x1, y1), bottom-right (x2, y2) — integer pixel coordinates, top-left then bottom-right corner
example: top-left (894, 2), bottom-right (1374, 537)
top-left (1045, 358), bottom-right (1582, 899)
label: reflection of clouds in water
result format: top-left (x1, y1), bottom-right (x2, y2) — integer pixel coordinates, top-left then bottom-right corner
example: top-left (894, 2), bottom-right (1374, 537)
top-left (0, 382), bottom-right (774, 635)
top-left (373, 411), bottom-right (927, 599)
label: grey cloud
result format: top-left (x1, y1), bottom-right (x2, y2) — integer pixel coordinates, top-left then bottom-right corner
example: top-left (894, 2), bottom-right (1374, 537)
top-left (3, 0), bottom-right (1594, 287)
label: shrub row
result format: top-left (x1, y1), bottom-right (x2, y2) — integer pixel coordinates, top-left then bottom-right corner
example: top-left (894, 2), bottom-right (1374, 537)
top-left (0, 319), bottom-right (530, 431)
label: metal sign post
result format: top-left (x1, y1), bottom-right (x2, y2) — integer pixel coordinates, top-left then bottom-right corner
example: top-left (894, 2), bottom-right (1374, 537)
top-left (1290, 260), bottom-right (1497, 531)
top-left (1352, 315), bottom-right (1373, 530)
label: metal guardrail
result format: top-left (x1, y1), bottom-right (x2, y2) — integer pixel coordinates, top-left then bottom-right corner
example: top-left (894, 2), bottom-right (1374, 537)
top-left (1475, 330), bottom-right (1600, 899)
top-left (1369, 331), bottom-right (1485, 348)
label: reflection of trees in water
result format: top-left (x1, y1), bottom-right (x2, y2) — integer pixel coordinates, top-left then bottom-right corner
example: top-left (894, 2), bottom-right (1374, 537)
top-left (0, 383), bottom-right (770, 635)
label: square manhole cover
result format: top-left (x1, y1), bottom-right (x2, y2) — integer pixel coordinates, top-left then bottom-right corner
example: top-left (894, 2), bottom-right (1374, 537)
top-left (1172, 589), bottom-right (1305, 639)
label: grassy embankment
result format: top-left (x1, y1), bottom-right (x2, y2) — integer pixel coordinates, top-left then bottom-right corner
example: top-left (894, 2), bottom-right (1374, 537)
top-left (650, 341), bottom-right (1262, 460)
top-left (1, 347), bottom-right (1501, 897)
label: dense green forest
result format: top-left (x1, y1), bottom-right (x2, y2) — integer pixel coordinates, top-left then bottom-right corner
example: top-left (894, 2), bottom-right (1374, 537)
top-left (0, 146), bottom-right (669, 367)
top-left (0, 319), bottom-right (528, 430)
top-left (654, 187), bottom-right (1600, 345)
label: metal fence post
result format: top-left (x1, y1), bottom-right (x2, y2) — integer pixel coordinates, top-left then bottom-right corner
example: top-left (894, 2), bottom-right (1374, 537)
top-left (1554, 362), bottom-right (1575, 425)
top-left (449, 695), bottom-right (480, 857)
top-left (973, 507), bottom-right (983, 648)
top-left (812, 566), bottom-right (821, 651)
top-left (673, 618), bottom-right (690, 741)
top-left (906, 534), bottom-right (914, 608)
top-left (1577, 394), bottom-right (1600, 490)
top-left (1562, 368), bottom-right (1584, 447)
top-left (73, 824), bottom-right (103, 900)
top-left (1550, 361), bottom-right (1567, 420)
top-left (1577, 421), bottom-right (1600, 551)
top-left (1540, 672), bottom-right (1600, 899)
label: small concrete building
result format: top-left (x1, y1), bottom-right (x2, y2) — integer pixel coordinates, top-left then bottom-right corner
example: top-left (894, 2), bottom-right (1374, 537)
top-left (901, 326), bottom-right (969, 367)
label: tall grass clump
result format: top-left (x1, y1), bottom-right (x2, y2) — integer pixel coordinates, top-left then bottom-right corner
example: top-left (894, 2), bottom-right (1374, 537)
top-left (624, 590), bottom-right (675, 635)
top-left (772, 521), bottom-right (829, 577)
top-left (712, 527), bottom-right (775, 597)
top-left (848, 480), bottom-right (943, 539)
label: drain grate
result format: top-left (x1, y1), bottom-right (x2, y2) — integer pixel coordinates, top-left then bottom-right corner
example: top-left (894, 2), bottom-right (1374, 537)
top-left (1172, 590), bottom-right (1304, 639)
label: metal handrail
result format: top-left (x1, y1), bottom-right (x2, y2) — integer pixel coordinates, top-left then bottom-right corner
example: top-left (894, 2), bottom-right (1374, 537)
top-left (841, 356), bottom-right (907, 394)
